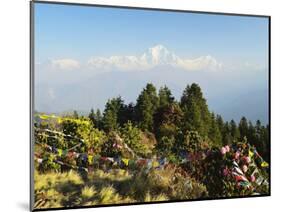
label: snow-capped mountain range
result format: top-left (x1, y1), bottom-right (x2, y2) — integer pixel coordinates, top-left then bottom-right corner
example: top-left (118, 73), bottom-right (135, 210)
top-left (87, 44), bottom-right (222, 71)
top-left (35, 44), bottom-right (268, 123)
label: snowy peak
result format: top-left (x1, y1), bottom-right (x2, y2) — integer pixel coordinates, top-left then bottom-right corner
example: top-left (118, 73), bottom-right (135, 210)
top-left (141, 45), bottom-right (179, 65)
top-left (87, 44), bottom-right (222, 71)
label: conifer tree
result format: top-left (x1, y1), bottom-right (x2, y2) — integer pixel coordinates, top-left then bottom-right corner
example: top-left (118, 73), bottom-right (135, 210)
top-left (239, 116), bottom-right (249, 139)
top-left (208, 112), bottom-right (222, 146)
top-left (118, 102), bottom-right (136, 126)
top-left (88, 108), bottom-right (95, 124)
top-left (153, 103), bottom-right (183, 155)
top-left (135, 83), bottom-right (159, 131)
top-left (158, 85), bottom-right (175, 107)
top-left (180, 83), bottom-right (211, 137)
top-left (230, 119), bottom-right (240, 141)
top-left (102, 96), bottom-right (123, 132)
top-left (216, 115), bottom-right (224, 134)
top-left (95, 109), bottom-right (103, 129)
top-left (247, 121), bottom-right (256, 144)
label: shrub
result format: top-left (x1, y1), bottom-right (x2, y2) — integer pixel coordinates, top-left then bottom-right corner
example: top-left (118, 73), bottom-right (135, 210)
top-left (121, 121), bottom-right (150, 157)
top-left (81, 186), bottom-right (97, 201)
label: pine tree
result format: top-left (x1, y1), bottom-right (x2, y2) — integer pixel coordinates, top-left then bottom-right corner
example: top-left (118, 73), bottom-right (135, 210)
top-left (88, 108), bottom-right (95, 124)
top-left (247, 121), bottom-right (256, 144)
top-left (95, 109), bottom-right (103, 129)
top-left (159, 85), bottom-right (174, 107)
top-left (253, 120), bottom-right (269, 161)
top-left (102, 96), bottom-right (124, 132)
top-left (185, 98), bottom-right (203, 132)
top-left (239, 116), bottom-right (249, 140)
top-left (208, 112), bottom-right (222, 146)
top-left (135, 83), bottom-right (159, 131)
top-left (153, 103), bottom-right (183, 155)
top-left (230, 119), bottom-right (240, 141)
top-left (118, 102), bottom-right (136, 126)
top-left (180, 83), bottom-right (211, 137)
top-left (216, 115), bottom-right (224, 134)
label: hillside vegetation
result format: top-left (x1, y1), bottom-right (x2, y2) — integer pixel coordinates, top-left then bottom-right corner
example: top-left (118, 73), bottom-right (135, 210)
top-left (33, 83), bottom-right (269, 210)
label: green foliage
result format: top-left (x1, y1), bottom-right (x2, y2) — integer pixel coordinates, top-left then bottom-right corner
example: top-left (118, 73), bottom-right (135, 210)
top-left (121, 121), bottom-right (149, 157)
top-left (136, 83), bottom-right (159, 131)
top-left (157, 135), bottom-right (175, 156)
top-left (230, 119), bottom-right (240, 140)
top-left (239, 117), bottom-right (249, 139)
top-left (86, 128), bottom-right (107, 154)
top-left (221, 120), bottom-right (240, 145)
top-left (154, 103), bottom-right (183, 156)
top-left (61, 117), bottom-right (92, 139)
top-left (34, 82), bottom-right (270, 209)
top-left (181, 131), bottom-right (209, 153)
top-left (158, 85), bottom-right (175, 107)
top-left (100, 131), bottom-right (122, 157)
top-left (102, 97), bottom-right (124, 132)
top-left (180, 83), bottom-right (211, 137)
top-left (247, 120), bottom-right (269, 161)
top-left (118, 102), bottom-right (137, 126)
top-left (60, 117), bottom-right (92, 152)
top-left (183, 141), bottom-right (269, 198)
top-left (88, 108), bottom-right (103, 129)
top-left (208, 112), bottom-right (222, 146)
top-left (39, 153), bottom-right (61, 172)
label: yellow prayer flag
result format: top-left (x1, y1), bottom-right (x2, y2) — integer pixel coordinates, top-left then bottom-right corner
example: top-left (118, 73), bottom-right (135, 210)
top-left (57, 149), bottom-right (63, 157)
top-left (88, 155), bottom-right (93, 165)
top-left (249, 150), bottom-right (254, 158)
top-left (122, 158), bottom-right (129, 166)
top-left (261, 161), bottom-right (269, 168)
top-left (152, 160), bottom-right (159, 167)
top-left (39, 114), bottom-right (49, 120)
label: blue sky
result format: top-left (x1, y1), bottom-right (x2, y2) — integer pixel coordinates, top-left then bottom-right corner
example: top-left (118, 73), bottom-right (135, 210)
top-left (34, 2), bottom-right (269, 123)
top-left (34, 2), bottom-right (269, 66)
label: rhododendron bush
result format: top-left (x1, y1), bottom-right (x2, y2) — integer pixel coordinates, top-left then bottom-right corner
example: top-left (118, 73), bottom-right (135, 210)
top-left (181, 139), bottom-right (269, 197)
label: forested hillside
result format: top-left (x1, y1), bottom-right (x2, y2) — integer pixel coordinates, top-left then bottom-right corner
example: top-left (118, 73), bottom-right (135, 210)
top-left (33, 83), bottom-right (269, 209)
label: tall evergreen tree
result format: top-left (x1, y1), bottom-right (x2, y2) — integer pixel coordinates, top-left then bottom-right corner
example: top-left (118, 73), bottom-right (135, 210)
top-left (222, 121), bottom-right (232, 145)
top-left (135, 83), bottom-right (159, 131)
top-left (255, 120), bottom-right (262, 141)
top-left (153, 103), bottom-right (183, 156)
top-left (180, 83), bottom-right (211, 137)
top-left (208, 112), bottom-right (222, 146)
top-left (102, 96), bottom-right (124, 132)
top-left (262, 124), bottom-right (270, 161)
top-left (88, 108), bottom-right (95, 124)
top-left (253, 120), bottom-right (269, 161)
top-left (247, 121), bottom-right (256, 144)
top-left (239, 116), bottom-right (249, 140)
top-left (95, 109), bottom-right (103, 129)
top-left (216, 115), bottom-right (224, 134)
top-left (184, 98), bottom-right (203, 133)
top-left (118, 102), bottom-right (136, 126)
top-left (230, 119), bottom-right (240, 141)
top-left (158, 85), bottom-right (175, 107)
